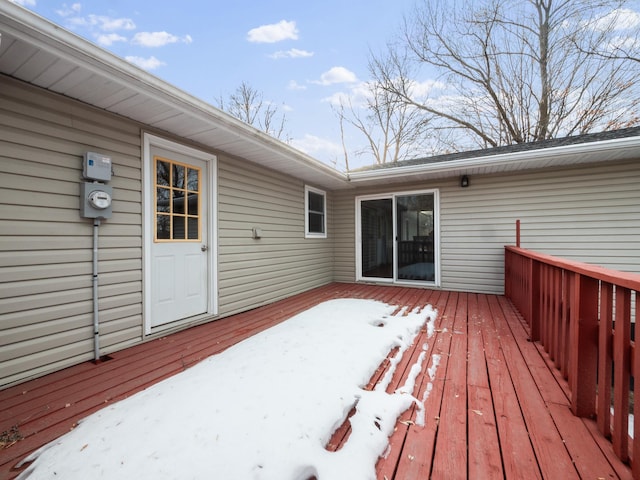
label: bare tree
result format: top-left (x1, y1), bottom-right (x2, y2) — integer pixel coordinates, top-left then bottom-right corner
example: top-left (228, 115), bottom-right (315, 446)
top-left (335, 80), bottom-right (432, 167)
top-left (572, 5), bottom-right (640, 91)
top-left (371, 0), bottom-right (640, 151)
top-left (217, 82), bottom-right (289, 141)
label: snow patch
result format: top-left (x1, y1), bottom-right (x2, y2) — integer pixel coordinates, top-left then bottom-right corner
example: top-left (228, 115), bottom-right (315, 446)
top-left (18, 299), bottom-right (438, 480)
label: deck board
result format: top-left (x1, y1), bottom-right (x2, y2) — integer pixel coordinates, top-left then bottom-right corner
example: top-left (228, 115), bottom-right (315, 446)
top-left (431, 291), bottom-right (468, 479)
top-left (487, 294), bottom-right (580, 479)
top-left (467, 294), bottom-right (504, 479)
top-left (378, 292), bottom-right (452, 479)
top-left (389, 289), bottom-right (456, 479)
top-left (0, 283), bottom-right (634, 479)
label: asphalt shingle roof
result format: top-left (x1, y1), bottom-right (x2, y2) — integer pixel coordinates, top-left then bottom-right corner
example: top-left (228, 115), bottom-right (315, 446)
top-left (353, 126), bottom-right (640, 172)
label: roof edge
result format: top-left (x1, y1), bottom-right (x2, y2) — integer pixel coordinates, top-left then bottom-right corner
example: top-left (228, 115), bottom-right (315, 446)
top-left (347, 133), bottom-right (640, 183)
top-left (0, 2), bottom-right (347, 185)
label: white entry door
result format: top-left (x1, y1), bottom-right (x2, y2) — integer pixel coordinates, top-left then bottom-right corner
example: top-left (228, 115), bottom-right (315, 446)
top-left (148, 143), bottom-right (212, 328)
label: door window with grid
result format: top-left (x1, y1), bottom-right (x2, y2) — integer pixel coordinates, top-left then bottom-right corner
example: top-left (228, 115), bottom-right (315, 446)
top-left (155, 157), bottom-right (201, 241)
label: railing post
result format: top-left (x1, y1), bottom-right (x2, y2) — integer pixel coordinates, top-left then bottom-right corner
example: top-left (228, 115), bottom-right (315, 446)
top-left (612, 287), bottom-right (631, 462)
top-left (568, 273), bottom-right (599, 417)
top-left (634, 290), bottom-right (640, 478)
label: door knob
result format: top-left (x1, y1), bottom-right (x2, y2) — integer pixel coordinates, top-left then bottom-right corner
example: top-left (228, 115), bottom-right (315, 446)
top-left (201, 245), bottom-right (208, 252)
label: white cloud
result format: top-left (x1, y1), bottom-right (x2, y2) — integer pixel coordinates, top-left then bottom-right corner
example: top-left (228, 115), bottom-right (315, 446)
top-left (607, 34), bottom-right (640, 52)
top-left (591, 8), bottom-right (640, 31)
top-left (409, 79), bottom-right (448, 99)
top-left (349, 82), bottom-right (376, 105)
top-left (288, 80), bottom-right (307, 91)
top-left (96, 33), bottom-right (127, 46)
top-left (91, 14), bottom-right (135, 31)
top-left (292, 133), bottom-right (343, 158)
top-left (269, 48), bottom-right (314, 59)
top-left (312, 66), bottom-right (358, 86)
top-left (55, 3), bottom-right (81, 17)
top-left (322, 77), bottom-right (448, 112)
top-left (322, 90), bottom-right (352, 107)
top-left (125, 55), bottom-right (166, 70)
top-left (322, 80), bottom-right (382, 108)
top-left (9, 0), bottom-right (36, 6)
top-left (66, 14), bottom-right (136, 31)
top-left (247, 20), bottom-right (298, 43)
top-left (132, 31), bottom-right (192, 47)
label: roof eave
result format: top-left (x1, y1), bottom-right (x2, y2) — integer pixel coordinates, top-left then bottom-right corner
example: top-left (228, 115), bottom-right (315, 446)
top-left (347, 134), bottom-right (640, 184)
top-left (0, 2), bottom-right (349, 189)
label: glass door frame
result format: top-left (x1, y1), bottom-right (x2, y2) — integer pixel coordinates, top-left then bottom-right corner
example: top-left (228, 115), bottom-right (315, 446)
top-left (355, 189), bottom-right (440, 286)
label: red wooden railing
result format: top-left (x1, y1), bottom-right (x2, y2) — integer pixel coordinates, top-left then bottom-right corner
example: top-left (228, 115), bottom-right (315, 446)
top-left (505, 244), bottom-right (640, 474)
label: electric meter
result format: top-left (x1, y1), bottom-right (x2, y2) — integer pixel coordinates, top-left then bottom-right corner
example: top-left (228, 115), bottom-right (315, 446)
top-left (80, 182), bottom-right (113, 219)
top-left (88, 190), bottom-right (112, 209)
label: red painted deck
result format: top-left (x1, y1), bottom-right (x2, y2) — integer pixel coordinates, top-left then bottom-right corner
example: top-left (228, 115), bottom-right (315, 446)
top-left (0, 283), bottom-right (633, 479)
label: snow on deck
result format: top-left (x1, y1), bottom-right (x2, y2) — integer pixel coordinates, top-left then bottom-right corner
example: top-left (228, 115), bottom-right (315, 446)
top-left (0, 283), bottom-right (634, 479)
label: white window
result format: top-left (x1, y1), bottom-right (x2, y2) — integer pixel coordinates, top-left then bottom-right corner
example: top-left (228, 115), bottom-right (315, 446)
top-left (305, 185), bottom-right (326, 238)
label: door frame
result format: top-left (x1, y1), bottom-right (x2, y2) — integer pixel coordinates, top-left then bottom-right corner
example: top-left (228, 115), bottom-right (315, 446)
top-left (142, 133), bottom-right (218, 335)
top-left (355, 189), bottom-right (440, 286)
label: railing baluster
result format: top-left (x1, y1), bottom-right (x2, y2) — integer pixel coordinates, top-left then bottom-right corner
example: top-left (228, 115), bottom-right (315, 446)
top-left (541, 263), bottom-right (548, 351)
top-left (546, 264), bottom-right (553, 354)
top-left (560, 270), bottom-right (570, 379)
top-left (552, 266), bottom-right (562, 368)
top-left (530, 259), bottom-right (540, 342)
top-left (598, 282), bottom-right (613, 438)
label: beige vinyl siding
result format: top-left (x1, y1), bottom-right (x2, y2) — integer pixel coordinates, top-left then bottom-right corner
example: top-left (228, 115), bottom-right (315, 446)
top-left (441, 162), bottom-right (640, 293)
top-left (217, 157), bottom-right (334, 316)
top-left (333, 189), bottom-right (357, 283)
top-left (0, 76), bottom-right (143, 388)
top-left (334, 160), bottom-right (640, 294)
top-left (0, 74), bottom-right (337, 388)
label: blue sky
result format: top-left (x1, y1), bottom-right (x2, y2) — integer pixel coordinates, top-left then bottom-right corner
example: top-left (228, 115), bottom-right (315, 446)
top-left (11, 0), bottom-right (418, 170)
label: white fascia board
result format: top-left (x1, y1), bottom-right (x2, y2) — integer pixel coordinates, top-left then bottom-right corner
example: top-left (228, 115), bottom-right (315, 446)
top-left (348, 134), bottom-right (640, 183)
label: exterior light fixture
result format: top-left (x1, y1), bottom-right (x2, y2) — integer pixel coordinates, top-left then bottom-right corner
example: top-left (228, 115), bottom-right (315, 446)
top-left (460, 175), bottom-right (470, 188)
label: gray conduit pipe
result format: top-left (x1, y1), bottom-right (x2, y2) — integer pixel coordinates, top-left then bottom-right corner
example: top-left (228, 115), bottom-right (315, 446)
top-left (93, 218), bottom-right (101, 361)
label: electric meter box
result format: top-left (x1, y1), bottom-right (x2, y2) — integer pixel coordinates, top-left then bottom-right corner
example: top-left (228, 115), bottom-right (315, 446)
top-left (83, 152), bottom-right (112, 182)
top-left (80, 182), bottom-right (113, 219)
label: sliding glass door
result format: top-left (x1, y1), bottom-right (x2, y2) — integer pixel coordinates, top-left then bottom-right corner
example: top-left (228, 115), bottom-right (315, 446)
top-left (360, 198), bottom-right (393, 279)
top-left (357, 191), bottom-right (438, 284)
top-left (396, 194), bottom-right (435, 281)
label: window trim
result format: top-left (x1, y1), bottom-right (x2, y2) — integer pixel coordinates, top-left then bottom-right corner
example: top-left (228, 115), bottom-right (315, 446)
top-left (304, 185), bottom-right (327, 239)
